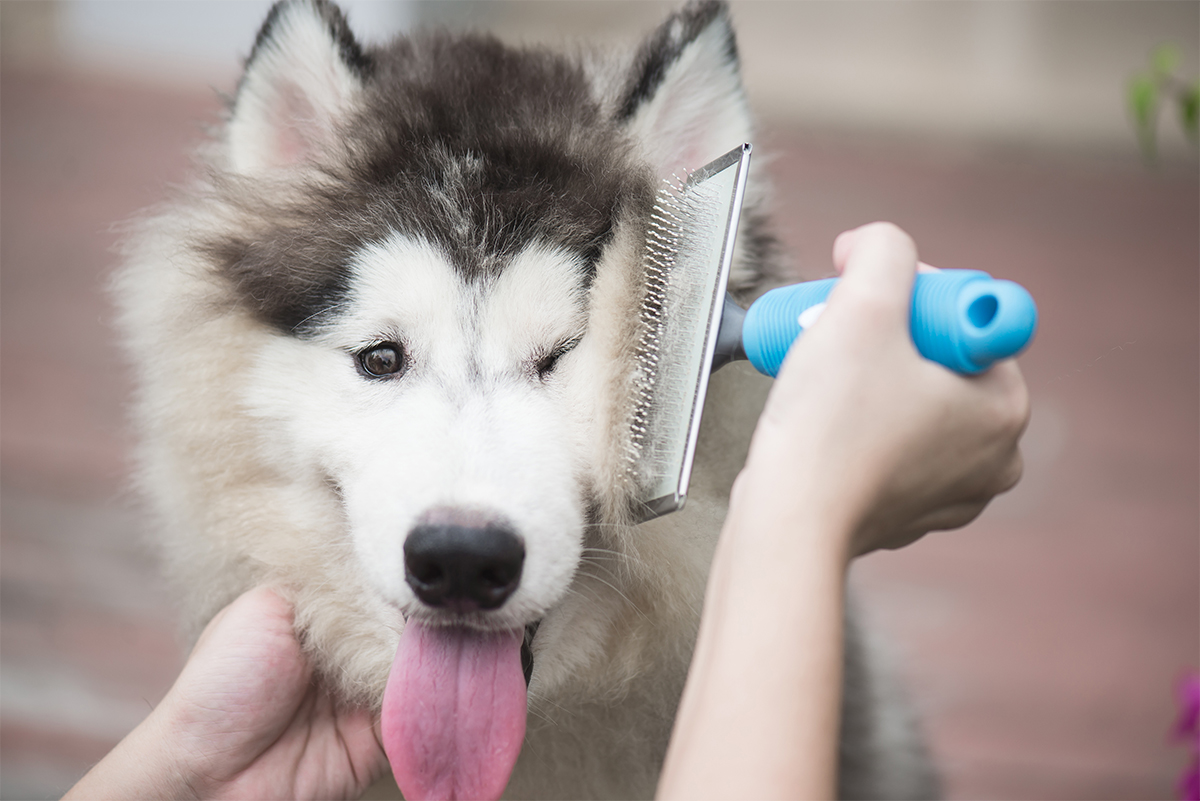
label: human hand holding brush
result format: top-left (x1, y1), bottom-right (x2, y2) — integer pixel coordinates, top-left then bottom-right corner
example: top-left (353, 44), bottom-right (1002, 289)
top-left (659, 222), bottom-right (1030, 800)
top-left (745, 221), bottom-right (1030, 558)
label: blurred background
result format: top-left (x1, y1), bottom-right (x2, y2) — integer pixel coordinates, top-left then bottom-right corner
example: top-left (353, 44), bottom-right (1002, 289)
top-left (2, 1), bottom-right (1196, 798)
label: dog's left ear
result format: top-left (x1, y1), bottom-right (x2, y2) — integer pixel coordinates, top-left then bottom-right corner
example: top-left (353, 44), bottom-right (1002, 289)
top-left (618, 0), bottom-right (751, 181)
top-left (227, 0), bottom-right (371, 174)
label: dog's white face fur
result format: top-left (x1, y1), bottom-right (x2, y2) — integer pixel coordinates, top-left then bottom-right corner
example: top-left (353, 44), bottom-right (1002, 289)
top-left (245, 235), bottom-right (594, 631)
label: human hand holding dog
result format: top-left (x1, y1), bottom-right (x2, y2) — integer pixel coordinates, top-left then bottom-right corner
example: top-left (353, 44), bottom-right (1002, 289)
top-left (63, 586), bottom-right (388, 801)
top-left (659, 222), bottom-right (1029, 800)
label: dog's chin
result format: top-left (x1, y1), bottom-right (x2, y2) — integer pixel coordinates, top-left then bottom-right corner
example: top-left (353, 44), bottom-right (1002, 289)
top-left (400, 604), bottom-right (532, 633)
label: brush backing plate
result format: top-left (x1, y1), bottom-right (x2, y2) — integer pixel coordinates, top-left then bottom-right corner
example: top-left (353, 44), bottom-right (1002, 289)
top-left (630, 143), bottom-right (752, 521)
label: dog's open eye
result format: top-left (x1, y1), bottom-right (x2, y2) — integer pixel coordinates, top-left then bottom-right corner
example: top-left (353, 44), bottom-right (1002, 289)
top-left (535, 337), bottom-right (581, 380)
top-left (358, 342), bottom-right (406, 378)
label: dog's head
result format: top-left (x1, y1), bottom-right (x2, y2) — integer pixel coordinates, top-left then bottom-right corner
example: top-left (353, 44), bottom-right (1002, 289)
top-left (127, 1), bottom-right (783, 794)
top-left (210, 0), bottom-right (773, 638)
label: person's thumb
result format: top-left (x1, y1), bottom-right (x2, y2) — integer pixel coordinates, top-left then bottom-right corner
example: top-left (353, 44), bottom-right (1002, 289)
top-left (829, 222), bottom-right (919, 330)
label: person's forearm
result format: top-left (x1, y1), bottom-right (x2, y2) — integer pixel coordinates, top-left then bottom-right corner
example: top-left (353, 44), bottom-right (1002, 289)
top-left (63, 707), bottom-right (194, 801)
top-left (658, 475), bottom-right (851, 800)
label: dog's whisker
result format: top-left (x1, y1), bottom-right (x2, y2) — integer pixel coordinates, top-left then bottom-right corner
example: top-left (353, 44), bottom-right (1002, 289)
top-left (529, 692), bottom-right (578, 725)
top-left (579, 554), bottom-right (632, 587)
top-left (579, 545), bottom-right (631, 559)
top-left (574, 568), bottom-right (650, 623)
top-left (580, 543), bottom-right (646, 566)
top-left (523, 703), bottom-right (558, 729)
top-left (578, 549), bottom-right (632, 571)
top-left (290, 300), bottom-right (350, 332)
top-left (580, 546), bottom-right (652, 583)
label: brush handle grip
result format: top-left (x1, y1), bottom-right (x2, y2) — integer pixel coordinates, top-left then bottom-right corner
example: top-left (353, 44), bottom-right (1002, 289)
top-left (741, 270), bottom-right (1037, 377)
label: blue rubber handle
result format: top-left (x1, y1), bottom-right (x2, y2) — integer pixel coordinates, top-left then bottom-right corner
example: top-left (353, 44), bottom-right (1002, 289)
top-left (741, 269), bottom-right (1037, 377)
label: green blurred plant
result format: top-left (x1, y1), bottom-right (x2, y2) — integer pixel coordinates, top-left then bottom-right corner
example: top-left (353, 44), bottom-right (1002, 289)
top-left (1128, 43), bottom-right (1199, 161)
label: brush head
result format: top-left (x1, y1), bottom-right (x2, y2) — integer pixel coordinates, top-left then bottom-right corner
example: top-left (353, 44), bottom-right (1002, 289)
top-left (627, 143), bottom-right (752, 522)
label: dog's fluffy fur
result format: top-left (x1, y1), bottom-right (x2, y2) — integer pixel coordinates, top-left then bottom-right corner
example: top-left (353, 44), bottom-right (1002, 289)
top-left (115, 1), bottom-right (936, 797)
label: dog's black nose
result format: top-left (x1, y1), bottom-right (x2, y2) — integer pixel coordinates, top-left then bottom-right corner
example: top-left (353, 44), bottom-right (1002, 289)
top-left (404, 522), bottom-right (525, 611)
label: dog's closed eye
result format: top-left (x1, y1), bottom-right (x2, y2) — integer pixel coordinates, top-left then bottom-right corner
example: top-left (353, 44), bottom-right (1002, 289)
top-left (534, 337), bottom-right (582, 380)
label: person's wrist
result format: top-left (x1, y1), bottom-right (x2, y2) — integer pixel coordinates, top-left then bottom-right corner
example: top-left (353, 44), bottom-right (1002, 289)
top-left (734, 433), bottom-right (871, 565)
top-left (148, 684), bottom-right (245, 801)
top-left (130, 700), bottom-right (205, 800)
top-left (62, 700), bottom-right (200, 801)
top-left (727, 458), bottom-right (857, 572)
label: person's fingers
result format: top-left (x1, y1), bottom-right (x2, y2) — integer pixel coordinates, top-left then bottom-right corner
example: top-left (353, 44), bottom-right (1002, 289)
top-left (235, 586), bottom-right (296, 632)
top-left (995, 361), bottom-right (1032, 438)
top-left (832, 222), bottom-right (920, 274)
top-left (997, 447), bottom-right (1025, 495)
top-left (192, 586), bottom-right (295, 653)
top-left (840, 222), bottom-right (919, 296)
top-left (832, 228), bottom-right (856, 272)
top-left (972, 362), bottom-right (1032, 461)
top-left (826, 223), bottom-right (920, 331)
top-left (191, 600), bottom-right (235, 652)
top-left (889, 500), bottom-right (991, 546)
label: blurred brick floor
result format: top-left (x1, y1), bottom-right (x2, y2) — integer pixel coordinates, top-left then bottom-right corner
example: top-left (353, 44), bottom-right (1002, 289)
top-left (2, 65), bottom-right (1197, 800)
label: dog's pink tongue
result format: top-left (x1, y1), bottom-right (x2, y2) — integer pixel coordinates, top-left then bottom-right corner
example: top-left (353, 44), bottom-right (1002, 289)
top-left (382, 620), bottom-right (526, 801)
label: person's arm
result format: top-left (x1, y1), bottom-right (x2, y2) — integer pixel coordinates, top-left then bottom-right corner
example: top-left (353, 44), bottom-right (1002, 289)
top-left (63, 586), bottom-right (388, 801)
top-left (658, 222), bottom-right (1029, 799)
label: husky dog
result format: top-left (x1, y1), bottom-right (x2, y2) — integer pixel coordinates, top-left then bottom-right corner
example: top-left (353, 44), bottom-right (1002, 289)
top-left (116, 0), bottom-right (936, 797)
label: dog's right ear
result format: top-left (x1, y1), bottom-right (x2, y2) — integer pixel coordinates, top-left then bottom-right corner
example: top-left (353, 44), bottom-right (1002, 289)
top-left (227, 0), bottom-right (371, 174)
top-left (617, 0), bottom-right (751, 182)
